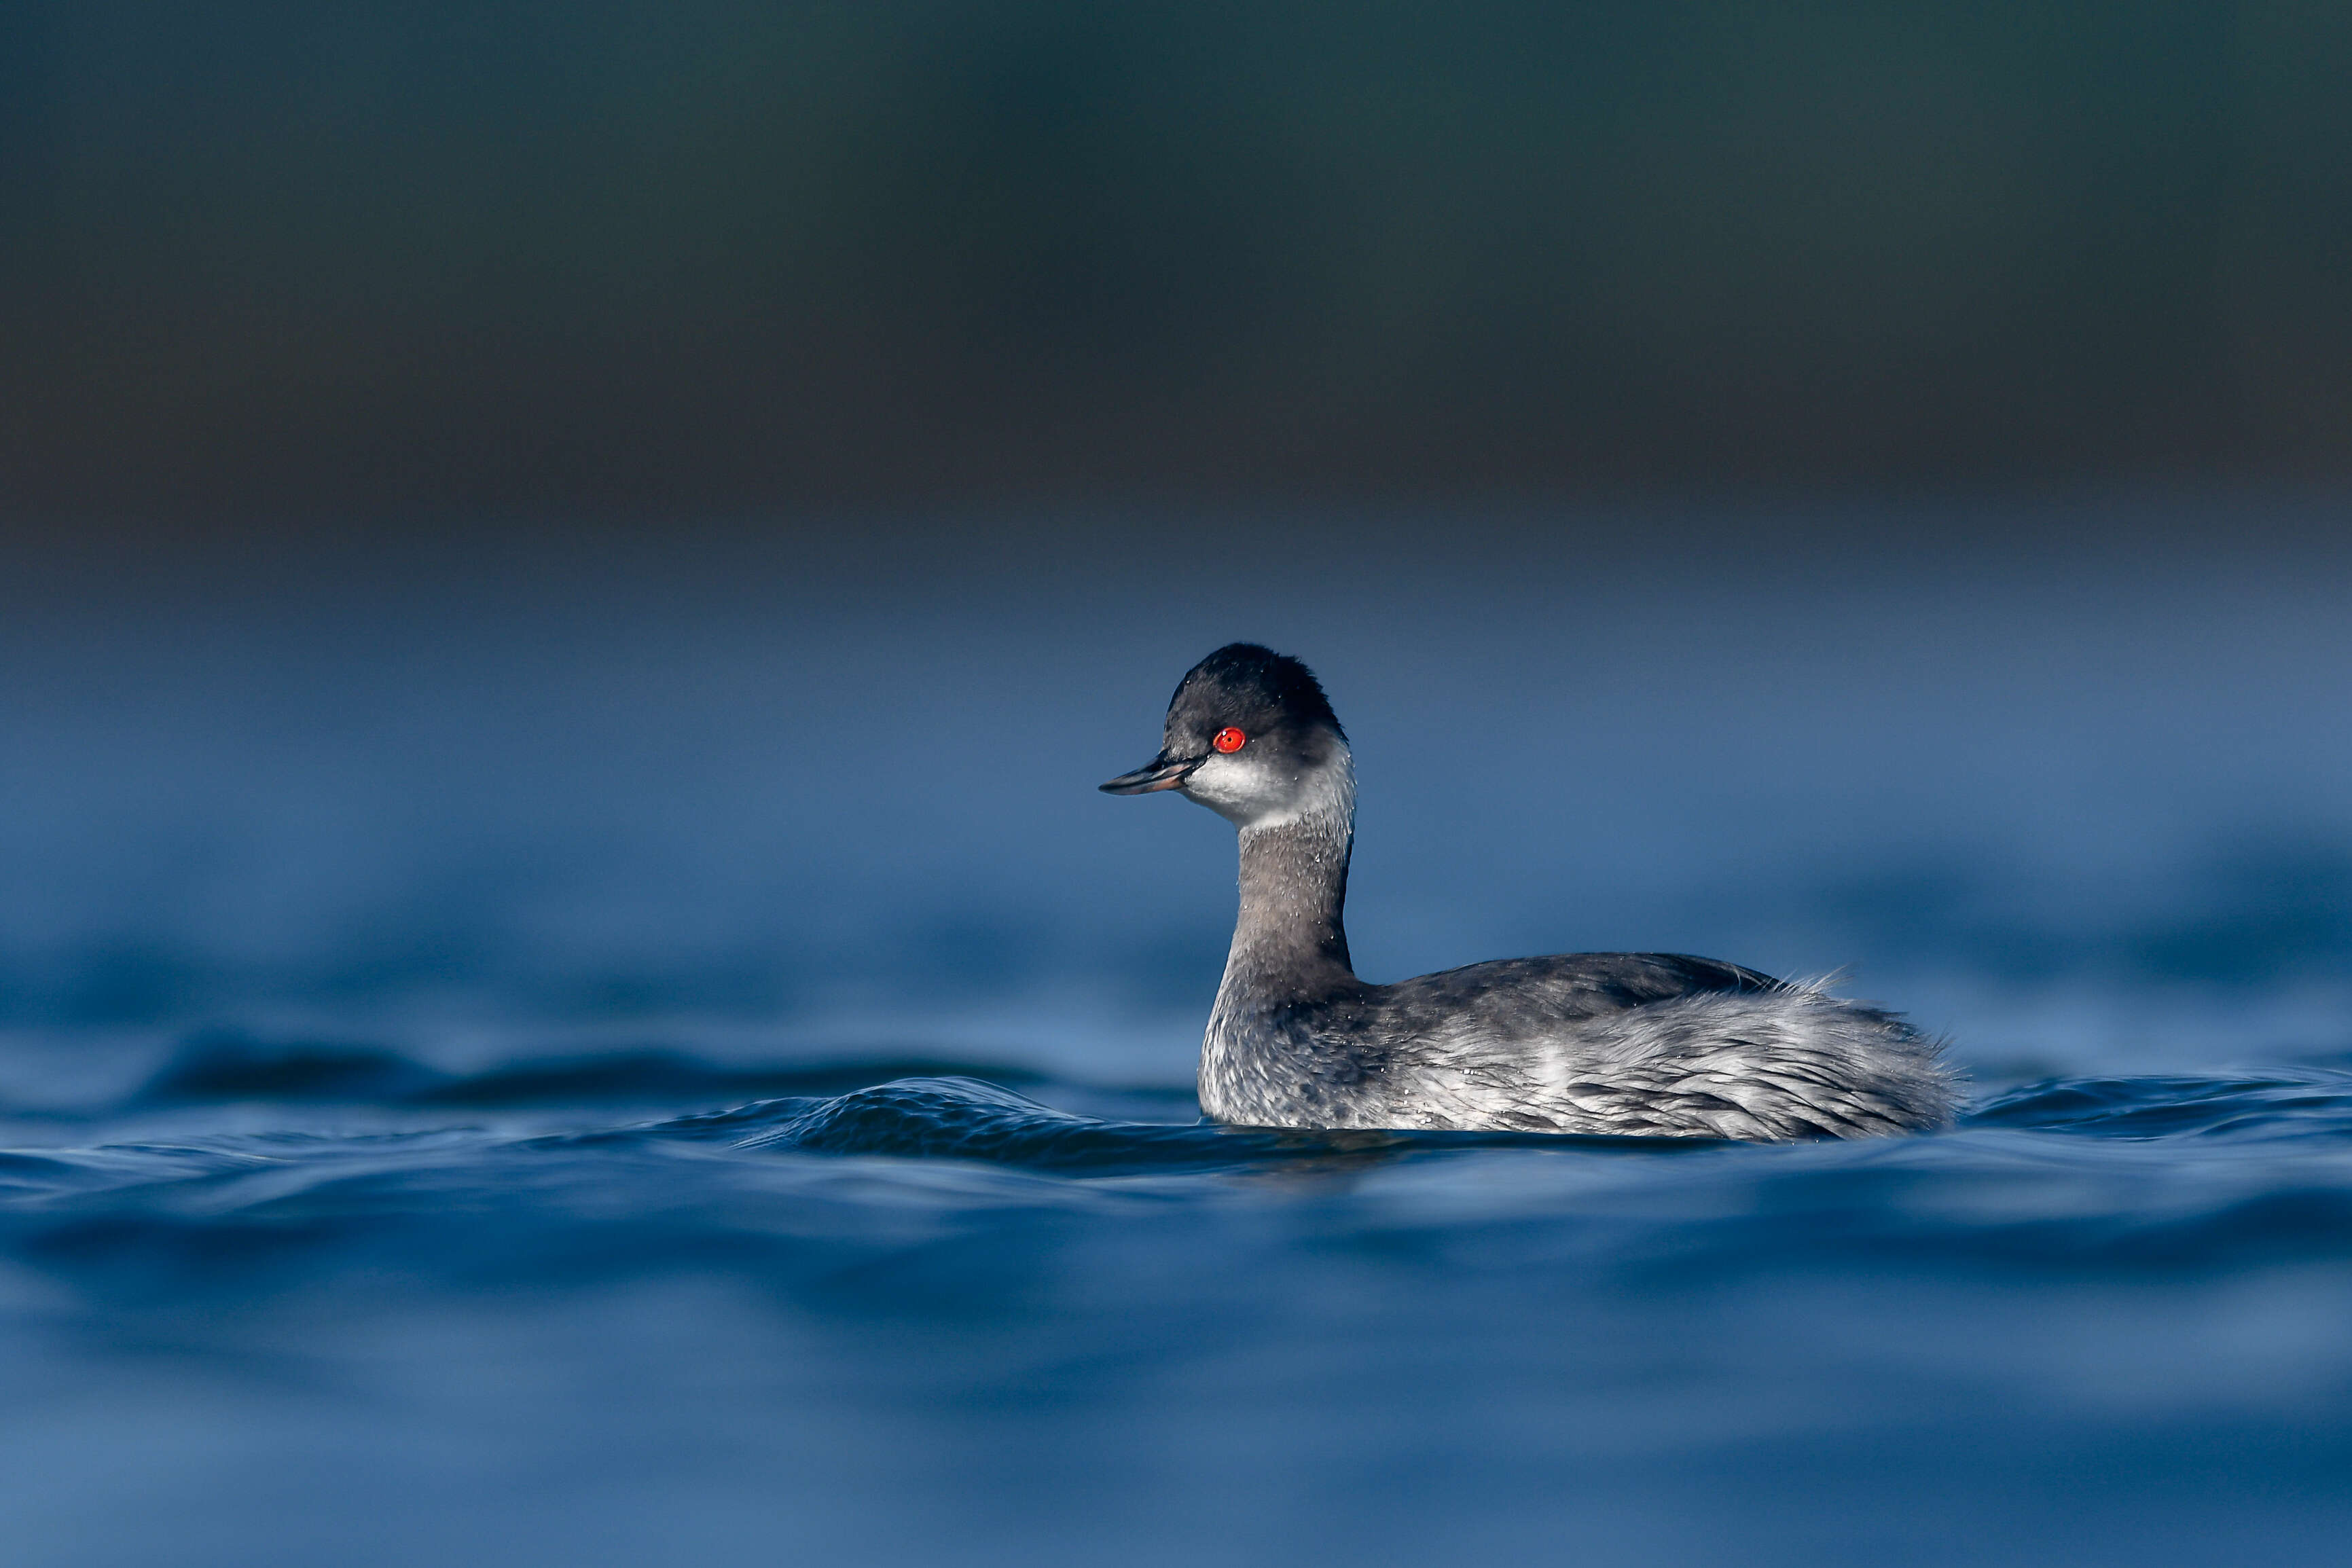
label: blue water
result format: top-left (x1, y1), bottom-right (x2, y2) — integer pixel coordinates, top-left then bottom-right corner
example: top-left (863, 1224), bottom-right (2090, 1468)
top-left (7, 1040), bottom-right (2352, 1565)
top-left (6, 509), bottom-right (2352, 1564)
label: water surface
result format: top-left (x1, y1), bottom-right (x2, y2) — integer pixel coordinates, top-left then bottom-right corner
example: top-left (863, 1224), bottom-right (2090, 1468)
top-left (6, 509), bottom-right (2352, 1564)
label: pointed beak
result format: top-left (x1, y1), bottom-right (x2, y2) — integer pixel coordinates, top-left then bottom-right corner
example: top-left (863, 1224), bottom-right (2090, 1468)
top-left (1099, 752), bottom-right (1205, 795)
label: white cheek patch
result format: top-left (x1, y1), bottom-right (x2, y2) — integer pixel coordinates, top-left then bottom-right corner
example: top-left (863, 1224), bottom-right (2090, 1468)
top-left (1181, 754), bottom-right (1272, 819)
top-left (1213, 743), bottom-right (1355, 834)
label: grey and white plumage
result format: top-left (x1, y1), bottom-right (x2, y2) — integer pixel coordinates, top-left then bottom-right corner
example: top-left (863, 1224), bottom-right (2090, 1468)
top-left (1102, 643), bottom-right (1958, 1140)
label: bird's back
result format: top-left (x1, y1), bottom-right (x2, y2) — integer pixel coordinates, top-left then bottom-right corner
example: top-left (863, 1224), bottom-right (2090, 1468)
top-left (1382, 950), bottom-right (1780, 1021)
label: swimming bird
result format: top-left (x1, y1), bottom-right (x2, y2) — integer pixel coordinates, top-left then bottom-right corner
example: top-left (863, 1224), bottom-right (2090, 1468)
top-left (1101, 644), bottom-right (1956, 1139)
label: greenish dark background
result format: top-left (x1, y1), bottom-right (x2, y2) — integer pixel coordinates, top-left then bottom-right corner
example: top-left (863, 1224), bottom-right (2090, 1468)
top-left (5, 1), bottom-right (2348, 515)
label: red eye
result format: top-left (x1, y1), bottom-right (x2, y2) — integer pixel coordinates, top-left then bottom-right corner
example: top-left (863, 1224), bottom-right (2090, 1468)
top-left (1212, 727), bottom-right (1247, 753)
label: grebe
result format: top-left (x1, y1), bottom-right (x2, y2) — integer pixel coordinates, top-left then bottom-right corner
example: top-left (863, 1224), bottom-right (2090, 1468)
top-left (1101, 644), bottom-right (1956, 1140)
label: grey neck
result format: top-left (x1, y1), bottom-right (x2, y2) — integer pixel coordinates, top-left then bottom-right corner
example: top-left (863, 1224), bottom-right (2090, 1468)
top-left (1215, 756), bottom-right (1359, 1005)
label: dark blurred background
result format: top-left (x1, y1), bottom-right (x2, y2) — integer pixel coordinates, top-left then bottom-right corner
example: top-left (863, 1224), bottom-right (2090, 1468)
top-left (3, 0), bottom-right (2348, 515)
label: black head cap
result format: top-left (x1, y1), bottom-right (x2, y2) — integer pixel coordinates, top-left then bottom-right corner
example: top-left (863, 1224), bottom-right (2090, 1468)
top-left (1102, 644), bottom-right (1347, 797)
top-left (1165, 643), bottom-right (1343, 750)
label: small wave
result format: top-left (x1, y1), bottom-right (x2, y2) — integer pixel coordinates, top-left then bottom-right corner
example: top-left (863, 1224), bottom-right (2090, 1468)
top-left (1965, 1065), bottom-right (2352, 1141)
top-left (537, 1076), bottom-right (1316, 1173)
top-left (727, 1077), bottom-right (1295, 1171)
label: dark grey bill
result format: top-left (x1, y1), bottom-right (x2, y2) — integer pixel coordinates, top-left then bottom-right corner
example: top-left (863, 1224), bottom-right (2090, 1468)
top-left (1099, 754), bottom-right (1204, 795)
